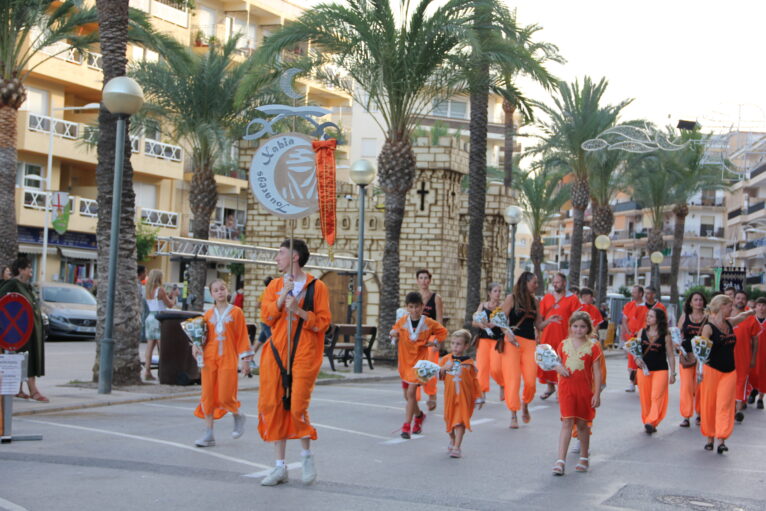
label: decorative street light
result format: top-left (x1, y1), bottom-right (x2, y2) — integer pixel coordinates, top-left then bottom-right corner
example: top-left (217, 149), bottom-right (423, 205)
top-left (504, 205), bottom-right (522, 293)
top-left (41, 103), bottom-right (100, 283)
top-left (99, 77), bottom-right (144, 394)
top-left (650, 251), bottom-right (664, 292)
top-left (594, 234), bottom-right (611, 306)
top-left (349, 159), bottom-right (376, 374)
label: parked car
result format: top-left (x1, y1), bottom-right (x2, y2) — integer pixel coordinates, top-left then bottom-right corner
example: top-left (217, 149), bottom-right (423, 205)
top-left (39, 282), bottom-right (97, 340)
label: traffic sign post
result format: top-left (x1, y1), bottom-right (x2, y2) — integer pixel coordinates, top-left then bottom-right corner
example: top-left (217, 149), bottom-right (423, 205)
top-left (0, 293), bottom-right (43, 443)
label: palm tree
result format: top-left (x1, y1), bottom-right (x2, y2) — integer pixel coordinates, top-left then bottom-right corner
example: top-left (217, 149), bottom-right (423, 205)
top-left (513, 162), bottom-right (570, 287)
top-left (463, 7), bottom-right (560, 327)
top-left (91, 2), bottom-right (188, 385)
top-left (536, 77), bottom-right (631, 289)
top-left (131, 37), bottom-right (275, 305)
top-left (258, 0), bottom-right (474, 340)
top-left (661, 129), bottom-right (726, 305)
top-left (0, 0), bottom-right (100, 269)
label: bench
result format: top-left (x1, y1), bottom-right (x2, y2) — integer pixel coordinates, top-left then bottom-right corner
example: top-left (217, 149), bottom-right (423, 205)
top-left (324, 323), bottom-right (377, 371)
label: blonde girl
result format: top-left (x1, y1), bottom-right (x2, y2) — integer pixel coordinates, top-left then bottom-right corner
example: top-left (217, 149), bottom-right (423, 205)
top-left (144, 269), bottom-right (176, 380)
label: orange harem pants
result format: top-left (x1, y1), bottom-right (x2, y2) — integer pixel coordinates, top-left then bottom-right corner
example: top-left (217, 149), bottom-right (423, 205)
top-left (636, 369), bottom-right (668, 427)
top-left (194, 360), bottom-right (240, 420)
top-left (700, 365), bottom-right (736, 440)
top-left (476, 338), bottom-right (504, 393)
top-left (499, 336), bottom-right (536, 412)
top-left (679, 364), bottom-right (701, 419)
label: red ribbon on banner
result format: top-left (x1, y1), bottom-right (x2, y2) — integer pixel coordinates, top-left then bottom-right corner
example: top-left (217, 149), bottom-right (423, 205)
top-left (312, 138), bottom-right (337, 246)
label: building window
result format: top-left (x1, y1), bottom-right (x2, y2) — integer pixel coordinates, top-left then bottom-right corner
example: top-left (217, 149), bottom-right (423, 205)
top-left (134, 182), bottom-right (157, 210)
top-left (700, 246), bottom-right (714, 258)
top-left (431, 99), bottom-right (467, 119)
top-left (700, 215), bottom-right (715, 237)
top-left (16, 162), bottom-right (43, 189)
top-left (21, 87), bottom-right (49, 115)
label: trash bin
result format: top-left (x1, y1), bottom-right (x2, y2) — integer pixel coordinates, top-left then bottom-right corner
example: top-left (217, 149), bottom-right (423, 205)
top-left (156, 310), bottom-right (203, 385)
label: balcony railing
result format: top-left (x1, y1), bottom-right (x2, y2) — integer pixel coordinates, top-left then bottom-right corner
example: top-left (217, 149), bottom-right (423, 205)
top-left (141, 208), bottom-right (178, 228)
top-left (152, 0), bottom-right (189, 27)
top-left (209, 223), bottom-right (244, 241)
top-left (745, 201), bottom-right (765, 215)
top-left (79, 198), bottom-right (98, 217)
top-left (86, 51), bottom-right (102, 70)
top-left (743, 236), bottom-right (766, 251)
top-left (144, 138), bottom-right (182, 162)
top-left (28, 113), bottom-right (79, 139)
top-left (22, 189), bottom-right (74, 211)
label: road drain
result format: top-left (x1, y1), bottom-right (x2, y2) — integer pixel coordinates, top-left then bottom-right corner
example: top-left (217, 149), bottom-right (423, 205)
top-left (656, 495), bottom-right (747, 511)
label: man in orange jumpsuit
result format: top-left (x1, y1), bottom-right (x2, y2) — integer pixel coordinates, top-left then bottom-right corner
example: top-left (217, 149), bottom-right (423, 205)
top-left (258, 239), bottom-right (331, 486)
top-left (539, 273), bottom-right (578, 399)
top-left (731, 290), bottom-right (759, 423)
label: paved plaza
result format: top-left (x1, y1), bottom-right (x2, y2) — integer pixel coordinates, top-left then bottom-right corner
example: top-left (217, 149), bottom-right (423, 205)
top-left (1, 343), bottom-right (765, 511)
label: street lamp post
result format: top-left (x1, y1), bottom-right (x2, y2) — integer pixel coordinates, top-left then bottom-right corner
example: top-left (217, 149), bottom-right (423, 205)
top-left (650, 251), bottom-right (664, 292)
top-left (349, 159), bottom-right (376, 374)
top-left (504, 205), bottom-right (522, 293)
top-left (41, 103), bottom-right (100, 282)
top-left (594, 235), bottom-right (611, 306)
top-left (98, 77), bottom-right (144, 394)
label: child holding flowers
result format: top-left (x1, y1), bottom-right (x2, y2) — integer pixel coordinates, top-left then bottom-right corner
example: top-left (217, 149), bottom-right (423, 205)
top-left (551, 312), bottom-right (603, 475)
top-left (391, 292), bottom-right (448, 439)
top-left (439, 329), bottom-right (484, 458)
top-left (192, 279), bottom-right (254, 447)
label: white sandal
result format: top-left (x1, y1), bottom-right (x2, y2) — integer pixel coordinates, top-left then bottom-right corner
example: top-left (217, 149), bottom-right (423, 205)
top-left (575, 457), bottom-right (589, 472)
top-left (552, 459), bottom-right (565, 476)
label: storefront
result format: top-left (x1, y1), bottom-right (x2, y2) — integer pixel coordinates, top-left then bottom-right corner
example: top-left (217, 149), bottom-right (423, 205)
top-left (17, 226), bottom-right (98, 284)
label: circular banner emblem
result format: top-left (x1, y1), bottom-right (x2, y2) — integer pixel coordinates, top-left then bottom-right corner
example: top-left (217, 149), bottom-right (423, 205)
top-left (249, 132), bottom-right (319, 219)
top-left (0, 292), bottom-right (34, 351)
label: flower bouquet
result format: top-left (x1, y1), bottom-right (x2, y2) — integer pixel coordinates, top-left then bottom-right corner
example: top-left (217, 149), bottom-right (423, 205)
top-left (490, 311), bottom-right (519, 346)
top-left (691, 335), bottom-right (713, 382)
top-left (473, 310), bottom-right (494, 336)
top-left (413, 360), bottom-right (441, 384)
top-left (535, 344), bottom-right (562, 371)
top-left (623, 337), bottom-right (649, 375)
top-left (390, 308), bottom-right (409, 345)
top-left (181, 316), bottom-right (207, 368)
top-left (669, 326), bottom-right (686, 355)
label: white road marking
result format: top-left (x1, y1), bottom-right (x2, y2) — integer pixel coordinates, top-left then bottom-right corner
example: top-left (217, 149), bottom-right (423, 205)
top-left (312, 398), bottom-right (402, 411)
top-left (242, 462), bottom-right (302, 479)
top-left (382, 435), bottom-right (427, 445)
top-left (470, 418), bottom-right (495, 426)
top-left (0, 497), bottom-right (29, 511)
top-left (527, 405), bottom-right (550, 412)
top-left (20, 418), bottom-right (270, 470)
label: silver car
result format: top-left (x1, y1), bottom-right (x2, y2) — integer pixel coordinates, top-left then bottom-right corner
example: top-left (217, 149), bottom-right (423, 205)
top-left (40, 282), bottom-right (97, 340)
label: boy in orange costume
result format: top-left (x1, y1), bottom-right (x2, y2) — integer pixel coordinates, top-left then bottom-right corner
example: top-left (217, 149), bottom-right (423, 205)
top-left (192, 279), bottom-right (253, 448)
top-left (439, 329), bottom-right (484, 458)
top-left (539, 273), bottom-right (580, 399)
top-left (731, 290), bottom-right (759, 422)
top-left (391, 291), bottom-right (448, 439)
top-left (258, 239), bottom-right (331, 486)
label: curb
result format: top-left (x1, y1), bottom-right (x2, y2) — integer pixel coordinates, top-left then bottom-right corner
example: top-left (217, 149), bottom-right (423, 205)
top-left (12, 374), bottom-right (401, 417)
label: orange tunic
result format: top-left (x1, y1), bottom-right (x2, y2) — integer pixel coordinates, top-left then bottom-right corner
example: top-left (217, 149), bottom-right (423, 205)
top-left (257, 275), bottom-right (331, 442)
top-left (751, 317), bottom-right (766, 391)
top-left (733, 315), bottom-right (759, 401)
top-left (580, 303), bottom-right (603, 328)
top-left (439, 355), bottom-right (482, 432)
top-left (394, 315), bottom-right (448, 384)
top-left (539, 293), bottom-right (579, 384)
top-left (557, 338), bottom-right (603, 422)
top-left (194, 306), bottom-right (252, 419)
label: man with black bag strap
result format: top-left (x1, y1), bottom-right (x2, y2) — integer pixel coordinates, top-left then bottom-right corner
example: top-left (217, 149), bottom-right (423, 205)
top-left (258, 239), bottom-right (331, 486)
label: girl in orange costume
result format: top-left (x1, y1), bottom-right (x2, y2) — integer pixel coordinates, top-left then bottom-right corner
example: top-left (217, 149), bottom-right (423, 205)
top-left (676, 291), bottom-right (706, 428)
top-left (634, 308), bottom-right (676, 434)
top-left (416, 269), bottom-right (444, 411)
top-left (192, 279), bottom-right (253, 448)
top-left (472, 283), bottom-right (505, 401)
top-left (439, 329), bottom-right (484, 458)
top-left (498, 272), bottom-right (560, 429)
top-left (552, 312), bottom-right (603, 475)
top-left (391, 291), bottom-right (448, 439)
top-left (699, 295), bottom-right (754, 454)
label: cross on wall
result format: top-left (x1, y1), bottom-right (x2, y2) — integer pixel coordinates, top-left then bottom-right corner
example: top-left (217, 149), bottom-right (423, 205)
top-left (417, 181), bottom-right (429, 211)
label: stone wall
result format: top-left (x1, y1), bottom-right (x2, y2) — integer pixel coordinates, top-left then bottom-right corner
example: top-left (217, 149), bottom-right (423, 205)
top-left (239, 136), bottom-right (513, 340)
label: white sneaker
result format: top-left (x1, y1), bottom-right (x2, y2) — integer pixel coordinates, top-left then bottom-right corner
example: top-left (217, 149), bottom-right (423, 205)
top-left (301, 454), bottom-right (317, 485)
top-left (261, 465), bottom-right (288, 486)
top-left (194, 429), bottom-right (215, 448)
top-left (232, 414), bottom-right (246, 439)
top-left (625, 383), bottom-right (636, 392)
top-left (571, 438), bottom-right (580, 453)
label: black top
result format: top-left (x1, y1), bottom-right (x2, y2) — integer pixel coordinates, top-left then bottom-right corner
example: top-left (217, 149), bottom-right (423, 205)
top-left (707, 320), bottom-right (737, 373)
top-left (507, 305), bottom-right (536, 340)
top-left (640, 329), bottom-right (668, 372)
top-left (451, 354), bottom-right (471, 363)
top-left (423, 292), bottom-right (437, 320)
top-left (480, 306), bottom-right (505, 341)
top-left (681, 314), bottom-right (705, 353)
top-left (410, 318), bottom-right (420, 330)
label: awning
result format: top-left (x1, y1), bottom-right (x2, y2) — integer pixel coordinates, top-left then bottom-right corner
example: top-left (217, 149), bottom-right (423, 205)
top-left (60, 248), bottom-right (98, 260)
top-left (19, 244), bottom-right (57, 255)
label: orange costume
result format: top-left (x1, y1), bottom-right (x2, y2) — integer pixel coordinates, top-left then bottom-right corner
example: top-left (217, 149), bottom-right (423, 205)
top-left (257, 275), bottom-right (331, 442)
top-left (733, 315), bottom-right (759, 402)
top-left (475, 305), bottom-right (506, 393)
top-left (635, 329), bottom-right (670, 428)
top-left (439, 354), bottom-right (482, 432)
top-left (749, 316), bottom-right (766, 391)
top-left (679, 315), bottom-right (705, 419)
top-left (556, 338), bottom-right (603, 422)
top-left (539, 293), bottom-right (579, 384)
top-left (700, 321), bottom-right (737, 440)
top-left (393, 315), bottom-right (448, 384)
top-left (623, 301), bottom-right (665, 370)
top-left (580, 303), bottom-right (603, 328)
top-left (194, 306), bottom-right (253, 419)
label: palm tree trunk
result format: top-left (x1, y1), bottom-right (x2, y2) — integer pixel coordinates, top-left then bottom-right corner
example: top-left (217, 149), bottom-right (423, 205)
top-left (188, 163), bottom-right (217, 308)
top-left (568, 175), bottom-right (589, 289)
top-left (589, 239), bottom-right (599, 290)
top-left (0, 105), bottom-right (19, 269)
top-left (531, 236), bottom-right (544, 289)
top-left (93, 0), bottom-right (141, 385)
top-left (670, 204), bottom-right (688, 306)
top-left (377, 137), bottom-right (416, 354)
top-left (503, 100), bottom-right (515, 188)
top-left (591, 203), bottom-right (614, 304)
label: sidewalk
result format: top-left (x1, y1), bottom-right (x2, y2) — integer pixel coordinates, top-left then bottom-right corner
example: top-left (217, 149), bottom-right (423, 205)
top-left (11, 341), bottom-right (401, 417)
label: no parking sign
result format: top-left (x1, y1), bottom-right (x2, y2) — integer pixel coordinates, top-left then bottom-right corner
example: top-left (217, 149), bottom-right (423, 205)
top-left (0, 293), bottom-right (34, 352)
